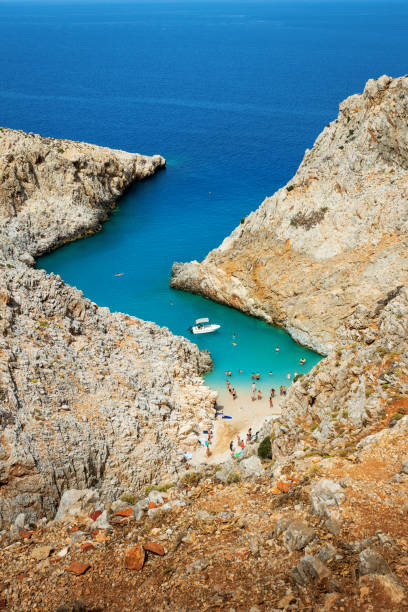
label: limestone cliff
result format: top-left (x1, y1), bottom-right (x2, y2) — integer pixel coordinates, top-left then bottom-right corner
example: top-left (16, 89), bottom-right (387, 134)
top-left (0, 129), bottom-right (216, 528)
top-left (0, 126), bottom-right (165, 262)
top-left (171, 75), bottom-right (408, 354)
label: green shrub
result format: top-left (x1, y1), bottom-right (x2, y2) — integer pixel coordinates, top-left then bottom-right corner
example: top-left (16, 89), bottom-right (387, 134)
top-left (120, 492), bottom-right (137, 505)
top-left (240, 217), bottom-right (246, 224)
top-left (258, 436), bottom-right (272, 460)
top-left (180, 472), bottom-right (202, 488)
top-left (227, 472), bottom-right (241, 484)
top-left (286, 185), bottom-right (295, 192)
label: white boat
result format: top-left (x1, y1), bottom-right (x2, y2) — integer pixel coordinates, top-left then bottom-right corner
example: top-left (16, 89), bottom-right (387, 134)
top-left (190, 317), bottom-right (221, 335)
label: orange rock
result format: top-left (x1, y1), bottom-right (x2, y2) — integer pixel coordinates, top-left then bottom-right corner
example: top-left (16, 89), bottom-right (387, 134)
top-left (235, 548), bottom-right (250, 560)
top-left (276, 482), bottom-right (292, 493)
top-left (19, 529), bottom-right (33, 539)
top-left (148, 501), bottom-right (162, 510)
top-left (67, 561), bottom-right (91, 576)
top-left (143, 541), bottom-right (165, 556)
top-left (114, 507), bottom-right (133, 517)
top-left (80, 543), bottom-right (96, 552)
top-left (89, 510), bottom-right (102, 521)
top-left (124, 545), bottom-right (145, 571)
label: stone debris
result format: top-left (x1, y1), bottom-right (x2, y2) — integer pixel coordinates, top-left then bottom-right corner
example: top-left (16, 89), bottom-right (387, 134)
top-left (283, 520), bottom-right (315, 552)
top-left (359, 548), bottom-right (392, 576)
top-left (143, 542), bottom-right (165, 556)
top-left (291, 555), bottom-right (331, 587)
top-left (30, 545), bottom-right (53, 561)
top-left (66, 561), bottom-right (91, 576)
top-left (124, 545), bottom-right (145, 571)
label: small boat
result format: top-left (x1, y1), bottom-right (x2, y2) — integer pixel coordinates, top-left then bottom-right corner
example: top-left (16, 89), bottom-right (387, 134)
top-left (189, 317), bottom-right (220, 335)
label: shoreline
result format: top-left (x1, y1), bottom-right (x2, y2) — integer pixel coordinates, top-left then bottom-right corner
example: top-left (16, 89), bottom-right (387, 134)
top-left (192, 384), bottom-right (283, 465)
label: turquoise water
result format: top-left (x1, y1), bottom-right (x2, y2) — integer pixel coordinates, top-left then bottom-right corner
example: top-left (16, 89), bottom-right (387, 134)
top-left (2, 0), bottom-right (406, 391)
top-left (38, 176), bottom-right (322, 392)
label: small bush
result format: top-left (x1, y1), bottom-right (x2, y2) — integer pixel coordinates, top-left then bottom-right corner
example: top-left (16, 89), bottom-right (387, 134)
top-left (227, 472), bottom-right (241, 484)
top-left (180, 472), bottom-right (202, 489)
top-left (240, 217), bottom-right (246, 224)
top-left (120, 493), bottom-right (137, 505)
top-left (286, 185), bottom-right (295, 192)
top-left (258, 436), bottom-right (272, 460)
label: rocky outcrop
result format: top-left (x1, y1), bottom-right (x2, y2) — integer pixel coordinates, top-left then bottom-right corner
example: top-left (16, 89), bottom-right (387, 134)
top-left (0, 126), bottom-right (165, 261)
top-left (255, 285), bottom-right (408, 468)
top-left (0, 129), bottom-right (216, 528)
top-left (171, 75), bottom-right (408, 354)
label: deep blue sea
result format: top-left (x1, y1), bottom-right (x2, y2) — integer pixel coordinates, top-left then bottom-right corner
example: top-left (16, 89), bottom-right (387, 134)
top-left (1, 0), bottom-right (407, 393)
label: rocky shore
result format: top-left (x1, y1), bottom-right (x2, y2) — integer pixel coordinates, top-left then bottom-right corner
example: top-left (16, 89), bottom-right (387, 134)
top-left (171, 75), bottom-right (408, 355)
top-left (0, 128), bottom-right (216, 529)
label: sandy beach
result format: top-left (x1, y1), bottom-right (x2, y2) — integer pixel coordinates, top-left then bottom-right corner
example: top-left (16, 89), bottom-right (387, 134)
top-left (192, 384), bottom-right (283, 465)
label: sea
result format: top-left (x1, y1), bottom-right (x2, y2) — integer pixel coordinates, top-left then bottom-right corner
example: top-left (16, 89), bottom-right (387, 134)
top-left (1, 0), bottom-right (407, 395)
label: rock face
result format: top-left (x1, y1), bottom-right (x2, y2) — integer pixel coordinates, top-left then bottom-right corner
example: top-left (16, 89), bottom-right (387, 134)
top-left (256, 285), bottom-right (408, 465)
top-left (0, 127), bottom-right (165, 261)
top-left (171, 75), bottom-right (408, 354)
top-left (0, 128), bottom-right (216, 528)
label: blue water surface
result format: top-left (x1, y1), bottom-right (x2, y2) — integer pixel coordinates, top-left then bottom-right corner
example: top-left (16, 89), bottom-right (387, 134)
top-left (1, 0), bottom-right (407, 391)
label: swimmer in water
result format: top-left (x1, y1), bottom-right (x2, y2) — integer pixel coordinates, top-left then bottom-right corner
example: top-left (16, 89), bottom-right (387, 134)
top-left (276, 347), bottom-right (280, 352)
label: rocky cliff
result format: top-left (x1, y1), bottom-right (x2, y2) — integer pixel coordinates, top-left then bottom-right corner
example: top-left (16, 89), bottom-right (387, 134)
top-left (0, 127), bottom-right (165, 263)
top-left (0, 128), bottom-right (216, 528)
top-left (171, 75), bottom-right (408, 354)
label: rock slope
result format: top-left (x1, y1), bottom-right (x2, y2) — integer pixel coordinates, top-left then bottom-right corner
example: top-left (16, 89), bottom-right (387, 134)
top-left (171, 75), bottom-right (408, 354)
top-left (0, 128), bottom-right (216, 528)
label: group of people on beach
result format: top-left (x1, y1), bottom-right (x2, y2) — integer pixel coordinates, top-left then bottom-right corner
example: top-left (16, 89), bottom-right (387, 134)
top-left (229, 427), bottom-right (252, 456)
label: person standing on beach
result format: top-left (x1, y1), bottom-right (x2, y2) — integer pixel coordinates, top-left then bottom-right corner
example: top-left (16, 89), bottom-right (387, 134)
top-left (252, 381), bottom-right (256, 393)
top-left (232, 388), bottom-right (237, 400)
top-left (269, 395), bottom-right (273, 408)
top-left (257, 389), bottom-right (262, 400)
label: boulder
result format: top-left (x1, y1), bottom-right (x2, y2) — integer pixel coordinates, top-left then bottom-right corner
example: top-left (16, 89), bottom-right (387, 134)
top-left (54, 489), bottom-right (99, 523)
top-left (359, 548), bottom-right (391, 576)
top-left (359, 574), bottom-right (406, 606)
top-left (310, 479), bottom-right (345, 519)
top-left (291, 555), bottom-right (330, 587)
top-left (238, 456), bottom-right (264, 479)
top-left (283, 521), bottom-right (315, 552)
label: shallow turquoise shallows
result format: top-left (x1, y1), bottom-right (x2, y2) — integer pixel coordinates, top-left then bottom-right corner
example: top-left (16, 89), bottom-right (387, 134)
top-left (8, 0), bottom-right (404, 392)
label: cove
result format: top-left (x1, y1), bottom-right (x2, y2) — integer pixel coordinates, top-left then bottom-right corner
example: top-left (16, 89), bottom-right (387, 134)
top-left (38, 170), bottom-right (321, 396)
top-left (19, 0), bottom-right (407, 395)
